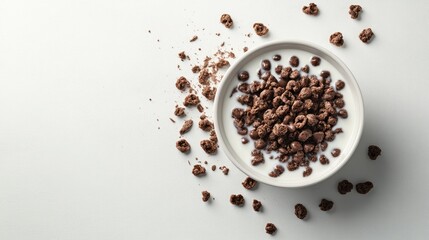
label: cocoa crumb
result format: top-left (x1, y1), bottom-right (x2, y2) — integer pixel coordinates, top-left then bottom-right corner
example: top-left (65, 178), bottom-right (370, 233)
top-left (211, 165), bottom-right (216, 171)
top-left (190, 35), bottom-right (198, 42)
top-left (197, 104), bottom-right (204, 113)
top-left (178, 51), bottom-right (187, 61)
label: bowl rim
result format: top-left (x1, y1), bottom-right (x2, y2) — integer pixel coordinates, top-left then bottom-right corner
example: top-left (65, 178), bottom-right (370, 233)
top-left (214, 40), bottom-right (364, 188)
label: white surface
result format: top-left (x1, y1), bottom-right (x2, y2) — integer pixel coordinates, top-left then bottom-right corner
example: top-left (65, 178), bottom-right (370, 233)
top-left (0, 0), bottom-right (428, 239)
top-left (215, 41), bottom-right (364, 187)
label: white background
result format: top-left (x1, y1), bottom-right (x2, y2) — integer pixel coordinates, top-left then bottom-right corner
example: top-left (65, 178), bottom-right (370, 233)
top-left (0, 0), bottom-right (428, 239)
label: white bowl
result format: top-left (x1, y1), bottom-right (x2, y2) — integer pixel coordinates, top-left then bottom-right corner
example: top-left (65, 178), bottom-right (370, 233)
top-left (214, 40), bottom-right (364, 188)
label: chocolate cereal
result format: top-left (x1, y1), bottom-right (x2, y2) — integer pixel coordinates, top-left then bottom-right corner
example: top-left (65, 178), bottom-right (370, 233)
top-left (242, 177), bottom-right (257, 190)
top-left (265, 223), bottom-right (277, 235)
top-left (368, 145), bottom-right (382, 160)
top-left (319, 199), bottom-right (334, 211)
top-left (230, 194), bottom-right (245, 206)
top-left (253, 199), bottom-right (262, 212)
top-left (338, 180), bottom-right (353, 194)
top-left (359, 28), bottom-right (374, 43)
top-left (356, 181), bottom-right (374, 194)
top-left (220, 14), bottom-right (233, 28)
top-left (253, 23), bottom-right (269, 36)
top-left (192, 164), bottom-right (206, 176)
top-left (202, 191), bottom-right (210, 202)
top-left (349, 5), bottom-right (362, 19)
top-left (176, 139), bottom-right (191, 153)
top-left (294, 204), bottom-right (308, 219)
top-left (330, 32), bottom-right (344, 47)
top-left (303, 3), bottom-right (319, 16)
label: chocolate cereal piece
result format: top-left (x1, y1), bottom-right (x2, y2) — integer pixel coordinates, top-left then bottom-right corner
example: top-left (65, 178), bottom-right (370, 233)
top-left (251, 150), bottom-right (265, 166)
top-left (192, 164), bottom-right (206, 176)
top-left (359, 28), bottom-right (374, 43)
top-left (301, 65), bottom-right (309, 73)
top-left (273, 54), bottom-right (281, 61)
top-left (176, 139), bottom-right (191, 153)
top-left (319, 199), bottom-right (334, 211)
top-left (179, 119), bottom-right (193, 135)
top-left (289, 56), bottom-right (300, 67)
top-left (331, 148), bottom-right (341, 157)
top-left (200, 140), bottom-right (217, 154)
top-left (191, 65), bottom-right (201, 73)
top-left (202, 86), bottom-right (217, 100)
top-left (294, 204), bottom-right (308, 219)
top-left (199, 119), bottom-right (214, 132)
top-left (183, 94), bottom-right (200, 107)
top-left (238, 71), bottom-right (250, 81)
top-left (202, 191), bottom-right (210, 202)
top-left (242, 177), bottom-right (257, 190)
top-left (220, 14), bottom-right (233, 28)
top-left (368, 145), bottom-right (382, 160)
top-left (349, 5), bottom-right (362, 19)
top-left (253, 199), bottom-right (262, 212)
top-left (330, 32), bottom-right (344, 47)
top-left (311, 56), bottom-right (321, 66)
top-left (356, 181), bottom-right (374, 194)
top-left (265, 223), bottom-right (277, 235)
top-left (303, 3), bottom-right (319, 16)
top-left (303, 167), bottom-right (313, 177)
top-left (211, 165), bottom-right (216, 171)
top-left (175, 76), bottom-right (190, 91)
top-left (220, 166), bottom-right (229, 175)
top-left (319, 154), bottom-right (330, 165)
top-left (338, 180), bottom-right (353, 194)
top-left (336, 80), bottom-right (345, 90)
top-left (269, 165), bottom-right (285, 177)
top-left (174, 106), bottom-right (186, 117)
top-left (198, 69), bottom-right (210, 85)
top-left (230, 194), bottom-right (245, 206)
top-left (253, 23), bottom-right (269, 36)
